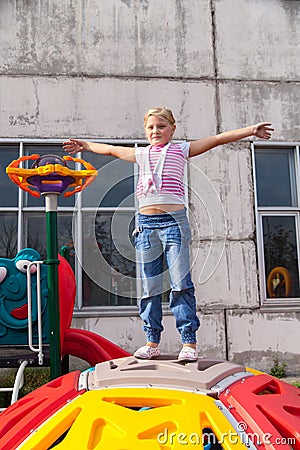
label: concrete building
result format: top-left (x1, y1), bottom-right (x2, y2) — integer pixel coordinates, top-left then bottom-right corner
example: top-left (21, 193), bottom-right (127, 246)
top-left (0, 0), bottom-right (299, 374)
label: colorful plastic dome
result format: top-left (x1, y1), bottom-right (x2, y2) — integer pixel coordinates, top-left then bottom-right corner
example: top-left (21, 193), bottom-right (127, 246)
top-left (0, 357), bottom-right (299, 449)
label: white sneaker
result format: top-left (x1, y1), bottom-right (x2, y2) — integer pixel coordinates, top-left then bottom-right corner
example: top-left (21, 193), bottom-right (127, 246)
top-left (178, 347), bottom-right (198, 362)
top-left (134, 345), bottom-right (161, 359)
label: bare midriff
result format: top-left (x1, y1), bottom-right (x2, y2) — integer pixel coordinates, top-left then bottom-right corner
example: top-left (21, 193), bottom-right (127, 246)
top-left (139, 204), bottom-right (185, 215)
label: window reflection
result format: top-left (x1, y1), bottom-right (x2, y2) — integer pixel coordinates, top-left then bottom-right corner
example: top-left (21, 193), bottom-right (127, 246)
top-left (82, 211), bottom-right (137, 306)
top-left (0, 146), bottom-right (19, 207)
top-left (262, 216), bottom-right (300, 298)
top-left (25, 212), bottom-right (74, 262)
top-left (0, 213), bottom-right (18, 258)
top-left (81, 152), bottom-right (135, 207)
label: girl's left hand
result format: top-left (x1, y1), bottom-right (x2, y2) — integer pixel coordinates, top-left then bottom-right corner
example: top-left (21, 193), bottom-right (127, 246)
top-left (253, 122), bottom-right (274, 140)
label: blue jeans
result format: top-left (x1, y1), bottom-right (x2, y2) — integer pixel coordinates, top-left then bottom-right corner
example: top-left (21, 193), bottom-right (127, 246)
top-left (135, 208), bottom-right (200, 344)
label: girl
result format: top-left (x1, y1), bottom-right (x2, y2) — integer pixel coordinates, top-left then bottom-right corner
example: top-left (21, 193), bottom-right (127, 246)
top-left (63, 107), bottom-right (273, 361)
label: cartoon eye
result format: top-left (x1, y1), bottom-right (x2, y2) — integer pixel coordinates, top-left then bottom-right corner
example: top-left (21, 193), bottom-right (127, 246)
top-left (15, 259), bottom-right (37, 274)
top-left (0, 267), bottom-right (7, 283)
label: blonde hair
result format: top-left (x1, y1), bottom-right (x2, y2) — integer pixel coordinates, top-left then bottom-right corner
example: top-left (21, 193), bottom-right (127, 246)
top-left (143, 107), bottom-right (176, 128)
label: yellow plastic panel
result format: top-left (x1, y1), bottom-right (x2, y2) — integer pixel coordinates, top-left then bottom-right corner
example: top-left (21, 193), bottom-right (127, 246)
top-left (18, 388), bottom-right (246, 449)
top-left (246, 367), bottom-right (264, 376)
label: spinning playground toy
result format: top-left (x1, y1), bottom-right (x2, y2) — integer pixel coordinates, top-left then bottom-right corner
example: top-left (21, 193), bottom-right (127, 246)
top-left (3, 153), bottom-right (129, 381)
top-left (6, 153), bottom-right (97, 197)
top-left (6, 153), bottom-right (99, 379)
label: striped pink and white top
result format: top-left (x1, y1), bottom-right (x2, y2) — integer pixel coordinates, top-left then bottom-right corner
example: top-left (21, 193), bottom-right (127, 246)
top-left (135, 142), bottom-right (190, 208)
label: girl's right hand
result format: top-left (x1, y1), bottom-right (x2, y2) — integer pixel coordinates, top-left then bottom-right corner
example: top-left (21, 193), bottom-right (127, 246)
top-left (63, 139), bottom-right (89, 154)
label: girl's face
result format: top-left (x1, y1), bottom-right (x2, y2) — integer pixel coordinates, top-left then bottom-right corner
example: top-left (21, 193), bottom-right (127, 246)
top-left (144, 115), bottom-right (176, 146)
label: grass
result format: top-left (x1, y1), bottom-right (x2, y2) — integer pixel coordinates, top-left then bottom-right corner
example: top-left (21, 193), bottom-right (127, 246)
top-left (0, 367), bottom-right (50, 409)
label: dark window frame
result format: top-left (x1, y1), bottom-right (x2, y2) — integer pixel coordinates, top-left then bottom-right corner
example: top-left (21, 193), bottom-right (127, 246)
top-left (252, 141), bottom-right (300, 308)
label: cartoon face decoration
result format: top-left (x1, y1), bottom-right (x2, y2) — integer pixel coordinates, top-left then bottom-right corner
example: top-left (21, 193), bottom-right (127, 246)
top-left (0, 249), bottom-right (48, 344)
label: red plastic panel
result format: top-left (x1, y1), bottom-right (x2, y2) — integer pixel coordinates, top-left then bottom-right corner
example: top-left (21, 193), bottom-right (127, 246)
top-left (58, 254), bottom-right (76, 348)
top-left (0, 371), bottom-right (84, 450)
top-left (219, 373), bottom-right (300, 449)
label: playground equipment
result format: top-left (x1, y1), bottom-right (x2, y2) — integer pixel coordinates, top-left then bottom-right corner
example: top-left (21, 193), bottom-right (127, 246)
top-left (0, 357), bottom-right (299, 449)
top-left (6, 153), bottom-right (99, 379)
top-left (1, 154), bottom-right (130, 403)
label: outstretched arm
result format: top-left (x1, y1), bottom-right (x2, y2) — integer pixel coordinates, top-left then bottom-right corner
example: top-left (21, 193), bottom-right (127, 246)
top-left (63, 139), bottom-right (136, 163)
top-left (189, 122), bottom-right (274, 158)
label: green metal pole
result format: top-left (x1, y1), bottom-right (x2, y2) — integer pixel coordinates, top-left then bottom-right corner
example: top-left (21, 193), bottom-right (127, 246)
top-left (45, 194), bottom-right (61, 379)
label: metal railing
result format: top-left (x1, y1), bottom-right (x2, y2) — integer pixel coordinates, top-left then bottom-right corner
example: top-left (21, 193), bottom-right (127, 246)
top-left (27, 261), bottom-right (44, 366)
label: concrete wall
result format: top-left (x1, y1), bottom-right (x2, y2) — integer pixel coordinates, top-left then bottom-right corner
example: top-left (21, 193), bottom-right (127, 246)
top-left (1, 0), bottom-right (300, 374)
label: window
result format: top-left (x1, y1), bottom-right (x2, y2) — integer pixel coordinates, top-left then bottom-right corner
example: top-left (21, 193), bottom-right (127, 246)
top-left (253, 143), bottom-right (300, 306)
top-left (0, 140), bottom-right (140, 312)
